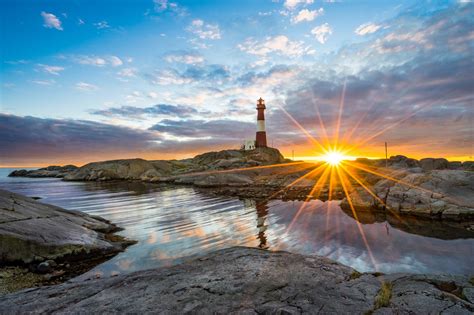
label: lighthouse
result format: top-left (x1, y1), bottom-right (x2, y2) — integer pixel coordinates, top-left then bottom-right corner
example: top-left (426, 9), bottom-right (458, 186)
top-left (256, 97), bottom-right (267, 147)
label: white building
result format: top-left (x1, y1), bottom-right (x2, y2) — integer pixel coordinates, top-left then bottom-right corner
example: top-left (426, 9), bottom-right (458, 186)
top-left (243, 139), bottom-right (256, 151)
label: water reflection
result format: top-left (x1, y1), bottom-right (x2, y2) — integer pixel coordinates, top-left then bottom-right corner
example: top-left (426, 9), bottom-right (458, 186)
top-left (0, 169), bottom-right (473, 278)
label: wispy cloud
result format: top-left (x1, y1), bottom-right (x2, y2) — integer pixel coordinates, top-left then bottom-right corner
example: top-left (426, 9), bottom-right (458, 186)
top-left (31, 79), bottom-right (56, 86)
top-left (186, 19), bottom-right (221, 40)
top-left (311, 23), bottom-right (332, 44)
top-left (284, 0), bottom-right (314, 10)
top-left (355, 22), bottom-right (382, 35)
top-left (91, 103), bottom-right (203, 119)
top-left (37, 64), bottom-right (65, 75)
top-left (72, 55), bottom-right (123, 67)
top-left (41, 12), bottom-right (63, 30)
top-left (94, 21), bottom-right (110, 29)
top-left (75, 82), bottom-right (98, 91)
top-left (117, 67), bottom-right (138, 80)
top-left (164, 51), bottom-right (204, 64)
top-left (291, 8), bottom-right (324, 24)
top-left (238, 35), bottom-right (309, 57)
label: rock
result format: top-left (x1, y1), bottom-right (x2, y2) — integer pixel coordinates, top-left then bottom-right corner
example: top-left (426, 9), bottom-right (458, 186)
top-left (0, 247), bottom-right (472, 314)
top-left (193, 173), bottom-right (254, 187)
top-left (341, 170), bottom-right (474, 219)
top-left (449, 161), bottom-right (463, 169)
top-left (463, 161), bottom-right (474, 171)
top-left (8, 165), bottom-right (78, 178)
top-left (36, 260), bottom-right (56, 274)
top-left (0, 189), bottom-right (131, 265)
top-left (64, 159), bottom-right (169, 181)
top-left (388, 155), bottom-right (419, 168)
top-left (419, 158), bottom-right (449, 171)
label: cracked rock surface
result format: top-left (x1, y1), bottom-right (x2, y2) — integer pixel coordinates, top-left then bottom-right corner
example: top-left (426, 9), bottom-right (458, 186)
top-left (1, 247), bottom-right (472, 314)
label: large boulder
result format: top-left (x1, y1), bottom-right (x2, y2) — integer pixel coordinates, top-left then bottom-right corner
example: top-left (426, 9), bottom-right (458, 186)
top-left (419, 158), bottom-right (449, 171)
top-left (388, 155), bottom-right (419, 168)
top-left (0, 189), bottom-right (130, 265)
top-left (1, 247), bottom-right (472, 314)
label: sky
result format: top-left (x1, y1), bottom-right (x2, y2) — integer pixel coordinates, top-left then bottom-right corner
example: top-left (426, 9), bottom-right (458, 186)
top-left (0, 0), bottom-right (473, 167)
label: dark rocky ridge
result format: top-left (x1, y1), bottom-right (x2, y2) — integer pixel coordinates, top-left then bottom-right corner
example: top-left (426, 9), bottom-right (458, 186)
top-left (0, 247), bottom-right (472, 314)
top-left (8, 165), bottom-right (78, 178)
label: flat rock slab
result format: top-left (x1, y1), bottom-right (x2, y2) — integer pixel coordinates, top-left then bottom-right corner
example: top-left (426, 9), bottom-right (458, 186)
top-left (0, 189), bottom-right (124, 264)
top-left (1, 247), bottom-right (472, 314)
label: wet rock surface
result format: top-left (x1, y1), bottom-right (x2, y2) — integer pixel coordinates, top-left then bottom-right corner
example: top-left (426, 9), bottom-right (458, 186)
top-left (0, 247), bottom-right (472, 314)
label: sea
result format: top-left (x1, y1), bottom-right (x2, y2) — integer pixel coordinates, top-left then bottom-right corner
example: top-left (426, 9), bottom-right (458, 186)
top-left (0, 167), bottom-right (473, 280)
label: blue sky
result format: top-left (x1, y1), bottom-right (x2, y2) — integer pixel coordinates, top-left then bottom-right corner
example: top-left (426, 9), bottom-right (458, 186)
top-left (1, 0), bottom-right (473, 166)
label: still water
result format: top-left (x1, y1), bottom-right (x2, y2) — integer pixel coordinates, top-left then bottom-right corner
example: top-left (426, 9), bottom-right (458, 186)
top-left (1, 168), bottom-right (473, 278)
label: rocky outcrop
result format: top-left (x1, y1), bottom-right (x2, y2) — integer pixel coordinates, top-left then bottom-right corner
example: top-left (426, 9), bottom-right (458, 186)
top-left (0, 189), bottom-right (132, 265)
top-left (63, 148), bottom-right (286, 182)
top-left (63, 158), bottom-right (173, 181)
top-left (1, 247), bottom-right (472, 314)
top-left (8, 165), bottom-right (77, 178)
top-left (341, 170), bottom-right (474, 220)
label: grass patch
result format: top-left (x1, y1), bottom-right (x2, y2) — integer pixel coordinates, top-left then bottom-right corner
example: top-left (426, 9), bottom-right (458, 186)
top-left (374, 282), bottom-right (393, 309)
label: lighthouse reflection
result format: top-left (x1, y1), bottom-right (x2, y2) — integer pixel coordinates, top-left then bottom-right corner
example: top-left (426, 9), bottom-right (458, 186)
top-left (244, 199), bottom-right (270, 249)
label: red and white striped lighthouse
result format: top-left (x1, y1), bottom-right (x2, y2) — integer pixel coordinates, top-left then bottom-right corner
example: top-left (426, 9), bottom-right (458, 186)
top-left (256, 97), bottom-right (267, 148)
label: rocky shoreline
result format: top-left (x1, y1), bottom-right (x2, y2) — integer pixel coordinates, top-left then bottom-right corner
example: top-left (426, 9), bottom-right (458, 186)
top-left (8, 148), bottom-right (474, 221)
top-left (1, 247), bottom-right (473, 314)
top-left (0, 189), bottom-right (135, 294)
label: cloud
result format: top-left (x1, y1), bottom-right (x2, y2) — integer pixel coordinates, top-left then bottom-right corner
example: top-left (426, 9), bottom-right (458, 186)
top-left (186, 19), bottom-right (221, 40)
top-left (91, 104), bottom-right (203, 119)
top-left (72, 55), bottom-right (123, 67)
top-left (355, 22), bottom-right (382, 35)
top-left (41, 12), bottom-right (63, 30)
top-left (109, 56), bottom-right (123, 66)
top-left (75, 82), bottom-right (98, 91)
top-left (284, 0), bottom-right (314, 10)
top-left (291, 8), bottom-right (324, 24)
top-left (153, 0), bottom-right (186, 15)
top-left (94, 21), bottom-right (110, 29)
top-left (311, 23), bottom-right (332, 44)
top-left (31, 79), bottom-right (55, 86)
top-left (117, 67), bottom-right (138, 80)
top-left (37, 64), bottom-right (65, 75)
top-left (146, 64), bottom-right (230, 86)
top-left (238, 35), bottom-right (309, 57)
top-left (149, 119), bottom-right (253, 140)
top-left (0, 114), bottom-right (159, 164)
top-left (164, 51), bottom-right (205, 64)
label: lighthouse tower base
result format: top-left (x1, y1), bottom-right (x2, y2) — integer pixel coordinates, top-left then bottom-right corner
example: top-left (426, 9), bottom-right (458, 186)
top-left (256, 131), bottom-right (267, 147)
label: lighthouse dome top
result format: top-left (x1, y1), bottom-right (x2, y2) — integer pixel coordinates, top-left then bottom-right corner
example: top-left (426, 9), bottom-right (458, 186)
top-left (257, 97), bottom-right (266, 109)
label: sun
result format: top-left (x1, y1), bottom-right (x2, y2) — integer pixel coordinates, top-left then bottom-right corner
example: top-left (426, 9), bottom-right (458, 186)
top-left (322, 151), bottom-right (345, 166)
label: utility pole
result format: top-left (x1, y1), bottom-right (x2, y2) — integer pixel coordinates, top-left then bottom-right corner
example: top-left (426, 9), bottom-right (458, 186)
top-left (292, 149), bottom-right (295, 161)
top-left (385, 142), bottom-right (388, 168)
